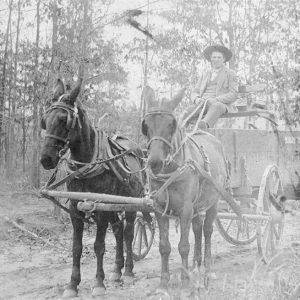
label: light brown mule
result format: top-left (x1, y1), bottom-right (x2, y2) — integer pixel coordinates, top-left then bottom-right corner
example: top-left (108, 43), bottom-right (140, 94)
top-left (141, 86), bottom-right (228, 290)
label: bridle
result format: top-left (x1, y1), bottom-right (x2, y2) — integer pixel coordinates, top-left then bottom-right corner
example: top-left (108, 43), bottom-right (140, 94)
top-left (143, 110), bottom-right (176, 158)
top-left (41, 95), bottom-right (82, 147)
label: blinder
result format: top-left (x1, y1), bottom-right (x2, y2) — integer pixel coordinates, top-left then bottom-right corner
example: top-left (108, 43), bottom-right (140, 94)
top-left (41, 99), bottom-right (80, 144)
top-left (141, 119), bottom-right (148, 136)
top-left (41, 110), bottom-right (73, 131)
top-left (41, 115), bottom-right (46, 130)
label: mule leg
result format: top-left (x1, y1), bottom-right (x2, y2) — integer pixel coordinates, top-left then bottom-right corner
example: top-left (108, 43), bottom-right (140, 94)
top-left (123, 211), bottom-right (136, 278)
top-left (192, 214), bottom-right (203, 271)
top-left (156, 213), bottom-right (171, 289)
top-left (92, 212), bottom-right (109, 296)
top-left (63, 206), bottom-right (84, 298)
top-left (110, 212), bottom-right (124, 281)
top-left (178, 207), bottom-right (193, 286)
top-left (203, 204), bottom-right (217, 287)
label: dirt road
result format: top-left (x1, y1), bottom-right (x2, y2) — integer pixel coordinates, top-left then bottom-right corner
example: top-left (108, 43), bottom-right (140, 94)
top-left (0, 191), bottom-right (299, 300)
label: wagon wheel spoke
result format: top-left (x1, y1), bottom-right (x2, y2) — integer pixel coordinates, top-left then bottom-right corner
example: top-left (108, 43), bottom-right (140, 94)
top-left (236, 220), bottom-right (241, 240)
top-left (269, 224), bottom-right (275, 255)
top-left (263, 222), bottom-right (275, 258)
top-left (246, 223), bottom-right (250, 239)
top-left (273, 223), bottom-right (281, 240)
top-left (264, 223), bottom-right (271, 254)
top-left (273, 177), bottom-right (280, 196)
top-left (270, 225), bottom-right (275, 252)
top-left (264, 185), bottom-right (271, 210)
top-left (137, 223), bottom-right (143, 256)
top-left (133, 221), bottom-right (140, 247)
top-left (225, 219), bottom-right (234, 233)
top-left (142, 225), bottom-right (149, 248)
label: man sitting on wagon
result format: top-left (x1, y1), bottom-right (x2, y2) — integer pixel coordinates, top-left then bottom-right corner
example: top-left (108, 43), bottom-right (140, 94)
top-left (187, 44), bottom-right (239, 129)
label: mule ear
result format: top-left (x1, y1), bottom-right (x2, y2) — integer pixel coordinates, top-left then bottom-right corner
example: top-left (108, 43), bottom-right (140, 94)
top-left (53, 79), bottom-right (65, 100)
top-left (142, 85), bottom-right (157, 111)
top-left (169, 88), bottom-right (186, 111)
top-left (69, 78), bottom-right (83, 103)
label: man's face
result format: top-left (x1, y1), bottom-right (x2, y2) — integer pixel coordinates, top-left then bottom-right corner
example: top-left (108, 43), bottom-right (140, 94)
top-left (211, 51), bottom-right (225, 69)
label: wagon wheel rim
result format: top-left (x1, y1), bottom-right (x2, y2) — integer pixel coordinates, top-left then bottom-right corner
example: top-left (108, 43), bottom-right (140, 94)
top-left (256, 165), bottom-right (284, 263)
top-left (132, 215), bottom-right (155, 261)
top-left (216, 198), bottom-right (257, 246)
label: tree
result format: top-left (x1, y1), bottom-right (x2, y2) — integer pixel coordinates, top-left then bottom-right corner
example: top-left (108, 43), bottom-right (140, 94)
top-left (31, 0), bottom-right (41, 188)
top-left (0, 0), bottom-right (13, 167)
top-left (6, 0), bottom-right (21, 178)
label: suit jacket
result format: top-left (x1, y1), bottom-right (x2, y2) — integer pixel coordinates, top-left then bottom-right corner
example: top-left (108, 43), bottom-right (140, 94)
top-left (191, 66), bottom-right (238, 112)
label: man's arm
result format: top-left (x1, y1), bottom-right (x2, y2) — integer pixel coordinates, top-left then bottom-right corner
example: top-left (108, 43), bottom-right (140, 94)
top-left (216, 70), bottom-right (238, 104)
top-left (191, 72), bottom-right (204, 103)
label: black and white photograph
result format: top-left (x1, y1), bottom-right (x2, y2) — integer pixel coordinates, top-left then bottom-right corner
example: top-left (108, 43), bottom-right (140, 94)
top-left (0, 0), bottom-right (299, 299)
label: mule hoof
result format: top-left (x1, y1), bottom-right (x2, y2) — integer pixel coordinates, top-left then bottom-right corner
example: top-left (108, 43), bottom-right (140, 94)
top-left (123, 275), bottom-right (134, 285)
top-left (62, 288), bottom-right (78, 298)
top-left (109, 271), bottom-right (122, 282)
top-left (92, 286), bottom-right (106, 297)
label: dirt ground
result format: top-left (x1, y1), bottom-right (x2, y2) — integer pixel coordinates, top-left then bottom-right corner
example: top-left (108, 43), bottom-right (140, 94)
top-left (0, 186), bottom-right (300, 300)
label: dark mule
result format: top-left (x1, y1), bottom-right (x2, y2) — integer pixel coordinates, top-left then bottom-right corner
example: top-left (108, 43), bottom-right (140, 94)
top-left (141, 87), bottom-right (228, 289)
top-left (40, 79), bottom-right (144, 298)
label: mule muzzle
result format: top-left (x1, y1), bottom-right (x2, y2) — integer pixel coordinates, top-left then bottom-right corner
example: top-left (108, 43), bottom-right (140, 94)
top-left (40, 153), bottom-right (60, 170)
top-left (148, 155), bottom-right (164, 175)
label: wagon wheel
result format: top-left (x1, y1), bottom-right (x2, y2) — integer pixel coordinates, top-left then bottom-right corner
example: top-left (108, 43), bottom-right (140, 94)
top-left (132, 214), bottom-right (155, 261)
top-left (216, 198), bottom-right (257, 246)
top-left (256, 165), bottom-right (285, 263)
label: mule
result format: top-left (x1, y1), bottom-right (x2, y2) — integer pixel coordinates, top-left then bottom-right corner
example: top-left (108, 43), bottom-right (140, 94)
top-left (141, 86), bottom-right (229, 289)
top-left (40, 78), bottom-right (145, 298)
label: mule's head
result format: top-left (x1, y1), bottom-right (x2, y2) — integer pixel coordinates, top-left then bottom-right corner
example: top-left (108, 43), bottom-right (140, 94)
top-left (40, 78), bottom-right (82, 169)
top-left (141, 86), bottom-right (185, 174)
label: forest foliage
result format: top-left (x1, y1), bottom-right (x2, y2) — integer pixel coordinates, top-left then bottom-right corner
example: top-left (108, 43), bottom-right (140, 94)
top-left (0, 0), bottom-right (299, 187)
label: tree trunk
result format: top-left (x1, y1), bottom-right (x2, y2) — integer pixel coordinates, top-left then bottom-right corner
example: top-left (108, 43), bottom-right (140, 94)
top-left (7, 0), bottom-right (21, 179)
top-left (31, 0), bottom-right (41, 188)
top-left (5, 26), bottom-right (13, 177)
top-left (50, 0), bottom-right (58, 87)
top-left (21, 70), bottom-right (27, 173)
top-left (0, 0), bottom-right (13, 169)
top-left (50, 0), bottom-right (62, 217)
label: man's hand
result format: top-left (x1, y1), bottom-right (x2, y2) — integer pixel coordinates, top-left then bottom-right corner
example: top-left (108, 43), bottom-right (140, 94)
top-left (192, 95), bottom-right (204, 104)
top-left (206, 98), bottom-right (217, 105)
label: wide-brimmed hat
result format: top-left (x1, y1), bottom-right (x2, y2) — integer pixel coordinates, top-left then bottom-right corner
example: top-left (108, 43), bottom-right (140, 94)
top-left (203, 45), bottom-right (233, 62)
